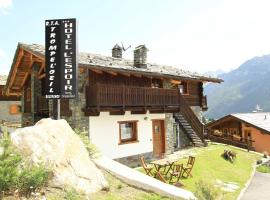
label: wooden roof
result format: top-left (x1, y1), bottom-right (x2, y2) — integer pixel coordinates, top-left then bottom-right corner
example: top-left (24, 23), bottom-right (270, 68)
top-left (4, 43), bottom-right (223, 96)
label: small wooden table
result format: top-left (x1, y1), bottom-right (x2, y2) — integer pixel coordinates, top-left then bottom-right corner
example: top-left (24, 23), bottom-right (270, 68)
top-left (151, 158), bottom-right (178, 176)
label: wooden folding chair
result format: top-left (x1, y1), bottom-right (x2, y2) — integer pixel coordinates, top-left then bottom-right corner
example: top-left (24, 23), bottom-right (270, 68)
top-left (182, 156), bottom-right (195, 178)
top-left (169, 163), bottom-right (184, 184)
top-left (156, 171), bottom-right (184, 187)
top-left (140, 156), bottom-right (154, 176)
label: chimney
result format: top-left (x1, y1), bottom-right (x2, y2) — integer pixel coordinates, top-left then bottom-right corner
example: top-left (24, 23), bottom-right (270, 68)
top-left (112, 44), bottom-right (122, 58)
top-left (134, 45), bottom-right (148, 68)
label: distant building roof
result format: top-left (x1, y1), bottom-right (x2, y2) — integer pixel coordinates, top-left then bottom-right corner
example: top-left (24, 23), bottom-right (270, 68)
top-left (206, 112), bottom-right (270, 134)
top-left (231, 112), bottom-right (270, 133)
top-left (18, 43), bottom-right (223, 83)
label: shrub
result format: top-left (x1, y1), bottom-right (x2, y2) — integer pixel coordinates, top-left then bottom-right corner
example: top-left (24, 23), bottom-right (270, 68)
top-left (0, 131), bottom-right (22, 192)
top-left (74, 128), bottom-right (99, 158)
top-left (16, 164), bottom-right (51, 195)
top-left (257, 165), bottom-right (270, 173)
top-left (0, 131), bottom-right (51, 196)
top-left (257, 159), bottom-right (263, 165)
top-left (194, 180), bottom-right (224, 200)
top-left (64, 188), bottom-right (82, 200)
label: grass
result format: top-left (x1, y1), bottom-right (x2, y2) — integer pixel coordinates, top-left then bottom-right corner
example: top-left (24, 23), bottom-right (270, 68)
top-left (91, 171), bottom-right (170, 200)
top-left (138, 143), bottom-right (261, 200)
top-left (257, 164), bottom-right (270, 173)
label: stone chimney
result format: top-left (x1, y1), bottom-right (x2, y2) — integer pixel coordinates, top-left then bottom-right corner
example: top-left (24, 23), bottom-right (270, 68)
top-left (134, 45), bottom-right (148, 68)
top-left (112, 44), bottom-right (122, 58)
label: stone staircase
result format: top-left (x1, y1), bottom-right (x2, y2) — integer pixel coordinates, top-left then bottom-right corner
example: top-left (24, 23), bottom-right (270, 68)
top-left (173, 113), bottom-right (204, 147)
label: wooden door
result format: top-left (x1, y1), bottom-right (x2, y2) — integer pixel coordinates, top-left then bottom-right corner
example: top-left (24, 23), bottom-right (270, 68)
top-left (152, 120), bottom-right (165, 158)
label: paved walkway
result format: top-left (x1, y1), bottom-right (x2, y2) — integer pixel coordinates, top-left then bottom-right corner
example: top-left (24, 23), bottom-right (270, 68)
top-left (241, 172), bottom-right (270, 200)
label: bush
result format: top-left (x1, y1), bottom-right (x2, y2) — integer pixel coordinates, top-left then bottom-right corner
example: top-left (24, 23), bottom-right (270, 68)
top-left (74, 128), bottom-right (99, 158)
top-left (257, 165), bottom-right (270, 173)
top-left (0, 131), bottom-right (51, 196)
top-left (194, 180), bottom-right (224, 200)
top-left (257, 159), bottom-right (263, 165)
top-left (0, 131), bottom-right (22, 192)
top-left (16, 164), bottom-right (51, 195)
top-left (64, 188), bottom-right (82, 200)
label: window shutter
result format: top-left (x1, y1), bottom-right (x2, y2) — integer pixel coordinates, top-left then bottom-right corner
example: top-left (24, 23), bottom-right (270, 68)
top-left (9, 105), bottom-right (19, 114)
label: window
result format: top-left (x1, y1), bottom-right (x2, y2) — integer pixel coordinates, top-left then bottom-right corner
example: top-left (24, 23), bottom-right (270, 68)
top-left (178, 81), bottom-right (188, 94)
top-left (9, 105), bottom-right (20, 114)
top-left (118, 121), bottom-right (138, 144)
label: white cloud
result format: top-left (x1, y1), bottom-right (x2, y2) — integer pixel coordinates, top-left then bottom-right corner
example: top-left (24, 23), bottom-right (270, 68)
top-left (0, 0), bottom-right (12, 14)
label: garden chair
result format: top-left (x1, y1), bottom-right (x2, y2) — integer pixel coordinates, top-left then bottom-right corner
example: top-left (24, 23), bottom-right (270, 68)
top-left (182, 156), bottom-right (195, 178)
top-left (140, 156), bottom-right (154, 176)
top-left (156, 171), bottom-right (184, 187)
top-left (168, 163), bottom-right (184, 184)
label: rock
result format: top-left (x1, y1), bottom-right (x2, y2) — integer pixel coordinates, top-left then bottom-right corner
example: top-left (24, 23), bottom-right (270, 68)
top-left (11, 118), bottom-right (108, 194)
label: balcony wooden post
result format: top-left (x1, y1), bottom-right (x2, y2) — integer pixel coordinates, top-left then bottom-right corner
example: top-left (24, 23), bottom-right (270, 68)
top-left (122, 85), bottom-right (125, 110)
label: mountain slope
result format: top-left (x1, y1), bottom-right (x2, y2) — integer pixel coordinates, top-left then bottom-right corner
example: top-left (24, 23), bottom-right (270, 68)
top-left (205, 54), bottom-right (270, 119)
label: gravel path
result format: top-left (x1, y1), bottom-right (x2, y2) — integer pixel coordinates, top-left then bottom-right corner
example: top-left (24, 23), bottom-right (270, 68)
top-left (241, 172), bottom-right (270, 200)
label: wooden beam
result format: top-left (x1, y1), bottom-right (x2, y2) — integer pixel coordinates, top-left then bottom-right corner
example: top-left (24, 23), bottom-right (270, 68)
top-left (119, 72), bottom-right (130, 77)
top-left (17, 67), bottom-right (31, 73)
top-left (132, 73), bottom-right (142, 78)
top-left (38, 73), bottom-right (46, 79)
top-left (170, 79), bottom-right (181, 84)
top-left (106, 71), bottom-right (118, 76)
top-left (131, 110), bottom-right (147, 114)
top-left (79, 67), bottom-right (86, 74)
top-left (7, 48), bottom-right (24, 95)
top-left (38, 62), bottom-right (45, 75)
top-left (91, 69), bottom-right (103, 74)
top-left (109, 110), bottom-right (125, 115)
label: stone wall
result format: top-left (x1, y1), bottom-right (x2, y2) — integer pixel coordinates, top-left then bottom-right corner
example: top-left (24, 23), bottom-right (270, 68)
top-left (31, 64), bottom-right (42, 123)
top-left (64, 68), bottom-right (89, 133)
top-left (165, 113), bottom-right (175, 154)
top-left (0, 101), bottom-right (21, 122)
top-left (178, 125), bottom-right (192, 148)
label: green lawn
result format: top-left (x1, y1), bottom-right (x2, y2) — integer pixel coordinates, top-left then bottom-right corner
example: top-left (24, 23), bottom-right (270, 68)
top-left (138, 143), bottom-right (261, 200)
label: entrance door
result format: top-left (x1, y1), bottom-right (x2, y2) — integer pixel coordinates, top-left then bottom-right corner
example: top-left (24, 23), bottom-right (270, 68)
top-left (152, 120), bottom-right (165, 158)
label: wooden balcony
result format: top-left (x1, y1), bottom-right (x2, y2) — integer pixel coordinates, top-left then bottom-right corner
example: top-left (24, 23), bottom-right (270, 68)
top-left (208, 134), bottom-right (254, 151)
top-left (85, 84), bottom-right (183, 115)
top-left (84, 83), bottom-right (205, 141)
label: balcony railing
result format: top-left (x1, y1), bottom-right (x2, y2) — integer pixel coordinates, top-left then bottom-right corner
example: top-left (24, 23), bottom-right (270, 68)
top-left (208, 134), bottom-right (254, 151)
top-left (86, 84), bottom-right (182, 109)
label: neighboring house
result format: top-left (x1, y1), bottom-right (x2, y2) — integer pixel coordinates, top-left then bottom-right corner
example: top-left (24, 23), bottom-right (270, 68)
top-left (206, 112), bottom-right (270, 154)
top-left (0, 75), bottom-right (21, 123)
top-left (3, 43), bottom-right (222, 165)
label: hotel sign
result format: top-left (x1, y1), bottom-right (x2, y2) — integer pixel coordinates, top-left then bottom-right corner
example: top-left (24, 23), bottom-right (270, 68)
top-left (45, 18), bottom-right (77, 99)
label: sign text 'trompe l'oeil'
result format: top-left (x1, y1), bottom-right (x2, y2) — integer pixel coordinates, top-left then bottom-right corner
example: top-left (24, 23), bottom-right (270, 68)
top-left (45, 18), bottom-right (77, 99)
top-left (45, 20), bottom-right (61, 98)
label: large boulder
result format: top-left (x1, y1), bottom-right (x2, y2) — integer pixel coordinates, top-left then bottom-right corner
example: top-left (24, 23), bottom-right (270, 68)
top-left (11, 118), bottom-right (108, 194)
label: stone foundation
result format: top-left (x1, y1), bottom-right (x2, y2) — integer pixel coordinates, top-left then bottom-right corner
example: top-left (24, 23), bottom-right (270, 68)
top-left (114, 152), bottom-right (153, 168)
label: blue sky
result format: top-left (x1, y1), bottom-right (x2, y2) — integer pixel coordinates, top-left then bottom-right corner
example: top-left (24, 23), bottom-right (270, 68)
top-left (1, 0), bottom-right (270, 75)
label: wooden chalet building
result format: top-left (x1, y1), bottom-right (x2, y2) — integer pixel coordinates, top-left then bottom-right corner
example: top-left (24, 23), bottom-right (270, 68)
top-left (0, 75), bottom-right (21, 124)
top-left (4, 43), bottom-right (222, 165)
top-left (206, 113), bottom-right (270, 154)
